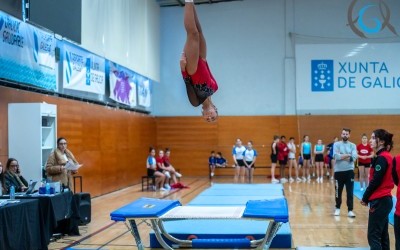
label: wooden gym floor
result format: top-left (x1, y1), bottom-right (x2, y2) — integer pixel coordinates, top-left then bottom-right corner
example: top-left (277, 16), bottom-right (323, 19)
top-left (48, 176), bottom-right (395, 249)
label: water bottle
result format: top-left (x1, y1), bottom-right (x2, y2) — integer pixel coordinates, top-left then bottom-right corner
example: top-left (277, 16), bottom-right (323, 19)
top-left (45, 182), bottom-right (50, 195)
top-left (10, 185), bottom-right (15, 200)
top-left (0, 182), bottom-right (3, 196)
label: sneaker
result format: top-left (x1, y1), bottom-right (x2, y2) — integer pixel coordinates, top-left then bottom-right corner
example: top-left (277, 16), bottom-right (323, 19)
top-left (302, 177), bottom-right (307, 182)
top-left (334, 208), bottom-right (340, 216)
top-left (307, 175), bottom-right (311, 181)
top-left (289, 177), bottom-right (294, 183)
top-left (210, 172), bottom-right (214, 177)
top-left (296, 177), bottom-right (302, 182)
top-left (175, 172), bottom-right (182, 178)
top-left (330, 176), bottom-right (334, 181)
top-left (160, 187), bottom-right (167, 191)
top-left (280, 178), bottom-right (288, 183)
top-left (316, 178), bottom-right (320, 183)
top-left (348, 211), bottom-right (356, 218)
top-left (271, 178), bottom-right (279, 184)
top-left (164, 184), bottom-right (171, 190)
top-left (164, 171), bottom-right (171, 178)
top-left (327, 172), bottom-right (330, 177)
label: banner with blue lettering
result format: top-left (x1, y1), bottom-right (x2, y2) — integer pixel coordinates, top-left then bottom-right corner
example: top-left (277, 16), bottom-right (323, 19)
top-left (62, 42), bottom-right (105, 94)
top-left (109, 62), bottom-right (137, 107)
top-left (0, 11), bottom-right (56, 90)
top-left (295, 43), bottom-right (400, 114)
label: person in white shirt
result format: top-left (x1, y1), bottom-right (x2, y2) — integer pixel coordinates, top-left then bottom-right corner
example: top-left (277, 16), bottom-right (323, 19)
top-left (287, 137), bottom-right (301, 183)
top-left (243, 141), bottom-right (257, 183)
top-left (232, 138), bottom-right (246, 183)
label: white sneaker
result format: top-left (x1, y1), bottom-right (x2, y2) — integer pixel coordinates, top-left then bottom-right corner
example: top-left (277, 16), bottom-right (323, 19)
top-left (164, 171), bottom-right (171, 178)
top-left (175, 172), bottom-right (182, 178)
top-left (302, 177), bottom-right (307, 182)
top-left (271, 178), bottom-right (279, 184)
top-left (334, 208), bottom-right (340, 216)
top-left (330, 176), bottom-right (334, 181)
top-left (210, 172), bottom-right (214, 177)
top-left (280, 178), bottom-right (288, 183)
top-left (296, 177), bottom-right (302, 182)
top-left (289, 177), bottom-right (294, 183)
top-left (160, 187), bottom-right (167, 191)
top-left (307, 175), bottom-right (311, 181)
top-left (348, 211), bottom-right (356, 218)
top-left (164, 184), bottom-right (171, 190)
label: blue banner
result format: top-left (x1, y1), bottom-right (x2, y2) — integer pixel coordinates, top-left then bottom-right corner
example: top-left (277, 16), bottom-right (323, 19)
top-left (62, 42), bottom-right (105, 94)
top-left (109, 62), bottom-right (138, 107)
top-left (0, 11), bottom-right (57, 90)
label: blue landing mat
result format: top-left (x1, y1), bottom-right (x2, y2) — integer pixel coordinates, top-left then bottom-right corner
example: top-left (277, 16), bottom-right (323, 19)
top-left (150, 220), bottom-right (292, 249)
top-left (353, 182), bottom-right (396, 225)
top-left (210, 183), bottom-right (283, 190)
top-left (199, 188), bottom-right (284, 196)
top-left (188, 195), bottom-right (284, 206)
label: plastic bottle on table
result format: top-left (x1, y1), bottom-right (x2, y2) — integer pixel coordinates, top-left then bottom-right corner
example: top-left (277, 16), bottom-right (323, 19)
top-left (10, 185), bottom-right (15, 200)
top-left (45, 182), bottom-right (50, 195)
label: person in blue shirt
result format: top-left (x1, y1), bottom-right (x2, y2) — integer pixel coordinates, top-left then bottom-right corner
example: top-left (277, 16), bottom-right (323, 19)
top-left (209, 151), bottom-right (216, 177)
top-left (243, 141), bottom-right (257, 183)
top-left (215, 152), bottom-right (227, 168)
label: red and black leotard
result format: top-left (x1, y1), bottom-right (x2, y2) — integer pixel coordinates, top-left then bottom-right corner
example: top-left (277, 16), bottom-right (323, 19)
top-left (182, 58), bottom-right (218, 107)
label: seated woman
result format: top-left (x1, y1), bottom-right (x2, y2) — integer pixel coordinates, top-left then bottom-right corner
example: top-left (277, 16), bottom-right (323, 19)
top-left (4, 158), bottom-right (28, 193)
top-left (46, 137), bottom-right (79, 191)
top-left (147, 147), bottom-right (166, 191)
top-left (0, 161), bottom-right (7, 194)
top-left (215, 152), bottom-right (227, 168)
top-left (156, 150), bottom-right (171, 190)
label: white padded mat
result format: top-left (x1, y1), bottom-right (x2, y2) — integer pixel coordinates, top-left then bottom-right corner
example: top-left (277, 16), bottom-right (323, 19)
top-left (161, 206), bottom-right (245, 219)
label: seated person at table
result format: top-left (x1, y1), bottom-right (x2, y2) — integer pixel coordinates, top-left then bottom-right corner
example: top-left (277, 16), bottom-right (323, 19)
top-left (4, 158), bottom-right (28, 193)
top-left (209, 151), bottom-right (216, 177)
top-left (46, 137), bottom-right (79, 191)
top-left (215, 152), bottom-right (227, 168)
top-left (0, 161), bottom-right (7, 194)
top-left (147, 147), bottom-right (167, 191)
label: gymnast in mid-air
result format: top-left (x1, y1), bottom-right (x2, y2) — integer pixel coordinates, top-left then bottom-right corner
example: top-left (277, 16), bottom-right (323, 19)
top-left (180, 0), bottom-right (218, 122)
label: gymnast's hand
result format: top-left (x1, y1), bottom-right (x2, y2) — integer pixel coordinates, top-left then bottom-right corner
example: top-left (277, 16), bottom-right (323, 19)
top-left (180, 52), bottom-right (187, 72)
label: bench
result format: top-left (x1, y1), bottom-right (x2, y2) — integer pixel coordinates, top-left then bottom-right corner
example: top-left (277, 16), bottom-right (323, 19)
top-left (209, 166), bottom-right (270, 179)
top-left (142, 169), bottom-right (181, 191)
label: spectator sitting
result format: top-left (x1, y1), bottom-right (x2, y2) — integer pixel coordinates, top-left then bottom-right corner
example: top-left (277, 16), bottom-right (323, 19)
top-left (0, 161), bottom-right (7, 194)
top-left (147, 147), bottom-right (166, 191)
top-left (163, 148), bottom-right (183, 182)
top-left (215, 152), bottom-right (227, 168)
top-left (209, 151), bottom-right (216, 177)
top-left (4, 158), bottom-right (28, 193)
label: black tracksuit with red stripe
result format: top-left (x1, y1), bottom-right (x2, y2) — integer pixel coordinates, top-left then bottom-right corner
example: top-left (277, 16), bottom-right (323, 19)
top-left (362, 149), bottom-right (394, 250)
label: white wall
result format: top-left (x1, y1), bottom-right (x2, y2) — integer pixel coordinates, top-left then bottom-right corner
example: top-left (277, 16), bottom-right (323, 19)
top-left (81, 0), bottom-right (160, 82)
top-left (154, 0), bottom-right (400, 116)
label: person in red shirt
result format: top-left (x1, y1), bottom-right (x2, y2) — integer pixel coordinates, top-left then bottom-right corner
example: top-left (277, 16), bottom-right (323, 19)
top-left (180, 0), bottom-right (218, 122)
top-left (361, 129), bottom-right (394, 250)
top-left (392, 152), bottom-right (400, 250)
top-left (277, 136), bottom-right (289, 183)
top-left (357, 133), bottom-right (374, 191)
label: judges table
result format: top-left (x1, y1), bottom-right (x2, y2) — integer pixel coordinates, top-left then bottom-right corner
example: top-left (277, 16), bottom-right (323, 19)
top-left (0, 191), bottom-right (80, 250)
top-left (0, 199), bottom-right (43, 250)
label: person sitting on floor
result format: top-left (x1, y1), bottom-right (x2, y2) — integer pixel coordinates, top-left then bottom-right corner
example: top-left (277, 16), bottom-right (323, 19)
top-left (215, 152), bottom-right (227, 168)
top-left (4, 158), bottom-right (28, 193)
